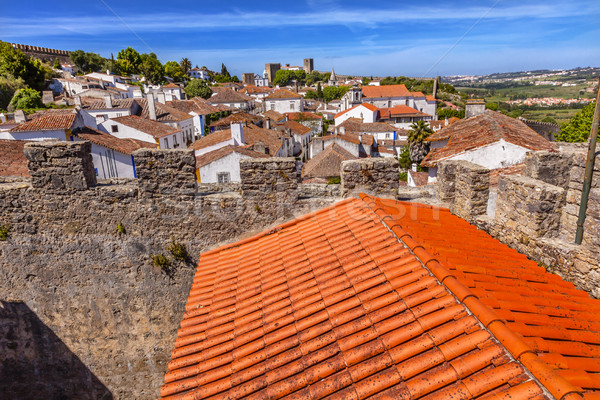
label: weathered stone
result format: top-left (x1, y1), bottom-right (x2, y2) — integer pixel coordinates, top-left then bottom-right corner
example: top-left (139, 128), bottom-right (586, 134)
top-left (340, 158), bottom-right (399, 197)
top-left (449, 161), bottom-right (490, 221)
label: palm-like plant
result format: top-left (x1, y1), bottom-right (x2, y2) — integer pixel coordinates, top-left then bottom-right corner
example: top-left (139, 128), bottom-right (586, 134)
top-left (180, 58), bottom-right (192, 74)
top-left (407, 120), bottom-right (434, 165)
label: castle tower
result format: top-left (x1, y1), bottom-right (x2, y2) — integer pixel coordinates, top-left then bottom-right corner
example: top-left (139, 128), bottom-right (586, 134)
top-left (303, 58), bottom-right (314, 74)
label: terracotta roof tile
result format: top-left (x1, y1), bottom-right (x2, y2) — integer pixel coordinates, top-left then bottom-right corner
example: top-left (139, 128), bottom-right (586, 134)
top-left (362, 84), bottom-right (411, 99)
top-left (339, 119), bottom-right (397, 133)
top-left (361, 194), bottom-right (600, 398)
top-left (111, 115), bottom-right (180, 139)
top-left (302, 143), bottom-right (357, 178)
top-left (137, 99), bottom-right (194, 122)
top-left (262, 110), bottom-right (286, 121)
top-left (160, 197), bottom-right (554, 399)
top-left (0, 139), bottom-right (30, 177)
top-left (210, 112), bottom-right (261, 128)
top-left (282, 120), bottom-right (311, 135)
top-left (81, 98), bottom-right (136, 110)
top-left (265, 89), bottom-right (301, 100)
top-left (10, 109), bottom-right (77, 132)
top-left (379, 105), bottom-right (431, 119)
top-left (322, 131), bottom-right (375, 146)
top-left (189, 125), bottom-right (285, 155)
top-left (285, 112), bottom-right (321, 121)
top-left (422, 111), bottom-right (556, 167)
top-left (195, 145), bottom-right (270, 168)
top-left (208, 88), bottom-right (252, 104)
top-left (166, 99), bottom-right (220, 116)
top-left (334, 103), bottom-right (379, 119)
top-left (73, 126), bottom-right (156, 154)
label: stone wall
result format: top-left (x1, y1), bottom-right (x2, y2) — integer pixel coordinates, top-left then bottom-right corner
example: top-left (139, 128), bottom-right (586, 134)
top-left (0, 142), bottom-right (336, 400)
top-left (341, 158), bottom-right (399, 197)
top-left (436, 160), bottom-right (461, 202)
top-left (450, 161), bottom-right (490, 221)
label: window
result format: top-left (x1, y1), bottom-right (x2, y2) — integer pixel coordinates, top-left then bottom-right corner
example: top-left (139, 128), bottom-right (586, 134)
top-left (386, 133), bottom-right (391, 139)
top-left (290, 102), bottom-right (295, 111)
top-left (270, 102), bottom-right (275, 110)
top-left (217, 172), bottom-right (230, 183)
top-left (111, 125), bottom-right (118, 133)
top-left (164, 137), bottom-right (169, 148)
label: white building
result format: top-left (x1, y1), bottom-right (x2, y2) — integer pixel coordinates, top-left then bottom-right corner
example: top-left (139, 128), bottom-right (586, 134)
top-left (334, 103), bottom-right (378, 126)
top-left (196, 145), bottom-right (270, 183)
top-left (208, 88), bottom-right (253, 111)
top-left (188, 68), bottom-right (210, 80)
top-left (72, 126), bottom-right (155, 179)
top-left (80, 97), bottom-right (140, 126)
top-left (137, 96), bottom-right (195, 146)
top-left (255, 71), bottom-right (269, 87)
top-left (1, 109), bottom-right (85, 141)
top-left (263, 89), bottom-right (303, 114)
top-left (99, 115), bottom-right (183, 150)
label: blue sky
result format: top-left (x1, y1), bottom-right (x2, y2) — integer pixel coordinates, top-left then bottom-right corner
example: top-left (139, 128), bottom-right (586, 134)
top-left (1, 0), bottom-right (599, 78)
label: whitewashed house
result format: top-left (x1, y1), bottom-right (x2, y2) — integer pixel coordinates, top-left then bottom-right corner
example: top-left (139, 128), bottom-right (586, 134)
top-left (72, 126), bottom-right (155, 179)
top-left (81, 97), bottom-right (140, 126)
top-left (263, 89), bottom-right (303, 114)
top-left (188, 68), bottom-right (210, 80)
top-left (196, 145), bottom-right (270, 183)
top-left (137, 96), bottom-right (195, 146)
top-left (98, 115), bottom-right (183, 150)
top-left (1, 109), bottom-right (85, 141)
top-left (334, 103), bottom-right (378, 126)
top-left (208, 88), bottom-right (253, 111)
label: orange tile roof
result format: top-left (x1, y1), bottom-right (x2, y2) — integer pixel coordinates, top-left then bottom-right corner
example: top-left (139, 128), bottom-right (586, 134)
top-left (285, 112), bottom-right (322, 121)
top-left (112, 115), bottom-right (180, 139)
top-left (73, 126), bottom-right (156, 154)
top-left (10, 110), bottom-right (77, 132)
top-left (137, 99), bottom-right (194, 122)
top-left (210, 112), bottom-right (261, 128)
top-left (265, 89), bottom-right (301, 100)
top-left (334, 103), bottom-right (379, 119)
top-left (209, 88), bottom-right (252, 104)
top-left (362, 84), bottom-right (411, 99)
top-left (378, 105), bottom-right (431, 119)
top-left (160, 196), bottom-right (600, 399)
top-left (189, 126), bottom-right (284, 155)
top-left (361, 195), bottom-right (600, 398)
top-left (195, 145), bottom-right (270, 168)
top-left (282, 120), bottom-right (311, 135)
top-left (422, 111), bottom-right (556, 167)
top-left (301, 143), bottom-right (357, 178)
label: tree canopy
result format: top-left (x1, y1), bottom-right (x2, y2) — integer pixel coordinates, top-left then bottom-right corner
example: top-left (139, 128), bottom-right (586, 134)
top-left (10, 87), bottom-right (43, 110)
top-left (0, 41), bottom-right (46, 91)
top-left (407, 120), bottom-right (433, 165)
top-left (139, 53), bottom-right (164, 84)
top-left (556, 101), bottom-right (596, 142)
top-left (70, 50), bottom-right (104, 74)
top-left (116, 47), bottom-right (142, 75)
top-left (185, 79), bottom-right (212, 99)
top-left (273, 69), bottom-right (306, 86)
top-left (322, 85), bottom-right (348, 103)
top-left (165, 61), bottom-right (186, 82)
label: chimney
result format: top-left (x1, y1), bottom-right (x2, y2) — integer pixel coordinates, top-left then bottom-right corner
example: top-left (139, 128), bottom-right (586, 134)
top-left (147, 93), bottom-right (157, 121)
top-left (74, 95), bottom-right (82, 107)
top-left (445, 117), bottom-right (449, 126)
top-left (231, 123), bottom-right (245, 145)
top-left (104, 94), bottom-right (112, 109)
top-left (14, 109), bottom-right (26, 124)
top-left (0, 113), bottom-right (6, 123)
top-left (265, 119), bottom-right (271, 129)
top-left (156, 92), bottom-right (166, 104)
top-left (359, 132), bottom-right (362, 143)
top-left (465, 99), bottom-right (486, 119)
top-left (412, 163), bottom-right (417, 172)
top-left (311, 137), bottom-right (324, 158)
top-left (339, 126), bottom-right (345, 135)
top-left (293, 80), bottom-right (298, 93)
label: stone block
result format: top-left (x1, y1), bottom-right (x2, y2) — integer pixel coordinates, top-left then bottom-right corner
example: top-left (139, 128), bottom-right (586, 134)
top-left (450, 161), bottom-right (490, 221)
top-left (340, 158), bottom-right (399, 197)
top-left (133, 148), bottom-right (196, 199)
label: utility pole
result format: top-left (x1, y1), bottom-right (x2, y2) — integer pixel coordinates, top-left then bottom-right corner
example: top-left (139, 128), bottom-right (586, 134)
top-left (575, 77), bottom-right (600, 244)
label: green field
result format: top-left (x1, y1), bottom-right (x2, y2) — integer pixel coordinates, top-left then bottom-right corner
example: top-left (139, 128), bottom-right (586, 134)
top-left (519, 109), bottom-right (580, 125)
top-left (455, 84), bottom-right (594, 103)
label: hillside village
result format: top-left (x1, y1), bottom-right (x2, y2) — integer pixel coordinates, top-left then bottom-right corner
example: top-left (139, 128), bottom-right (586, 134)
top-left (1, 42), bottom-right (600, 400)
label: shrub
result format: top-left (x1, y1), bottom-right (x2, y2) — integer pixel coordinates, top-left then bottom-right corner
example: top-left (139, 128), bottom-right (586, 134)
top-left (399, 171), bottom-right (408, 182)
top-left (152, 254), bottom-right (171, 270)
top-left (327, 176), bottom-right (341, 185)
top-left (0, 224), bottom-right (10, 241)
top-left (168, 240), bottom-right (189, 262)
top-left (117, 222), bottom-right (126, 235)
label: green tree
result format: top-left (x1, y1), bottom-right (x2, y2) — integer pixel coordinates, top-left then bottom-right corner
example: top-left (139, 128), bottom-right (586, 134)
top-left (0, 41), bottom-right (45, 90)
top-left (407, 120), bottom-right (433, 165)
top-left (116, 47), bottom-right (142, 75)
top-left (180, 58), bottom-right (191, 74)
top-left (53, 58), bottom-right (61, 69)
top-left (185, 79), bottom-right (213, 99)
top-left (220, 63), bottom-right (231, 78)
top-left (10, 88), bottom-right (43, 110)
top-left (273, 69), bottom-right (294, 86)
top-left (557, 101), bottom-right (596, 142)
top-left (70, 50), bottom-right (104, 74)
top-left (398, 145), bottom-right (412, 170)
top-left (437, 108), bottom-right (465, 119)
top-left (165, 61), bottom-right (186, 82)
top-left (303, 90), bottom-right (318, 100)
top-left (0, 75), bottom-right (26, 110)
top-left (316, 82), bottom-right (323, 100)
top-left (322, 86), bottom-right (349, 103)
top-left (139, 53), bottom-right (164, 84)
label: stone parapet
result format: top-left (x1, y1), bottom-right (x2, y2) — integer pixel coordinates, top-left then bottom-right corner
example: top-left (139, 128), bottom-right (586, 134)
top-left (133, 149), bottom-right (197, 199)
top-left (522, 150), bottom-right (572, 189)
top-left (436, 160), bottom-right (462, 202)
top-left (24, 141), bottom-right (96, 191)
top-left (450, 161), bottom-right (490, 221)
top-left (341, 158), bottom-right (399, 197)
top-left (240, 158), bottom-right (298, 201)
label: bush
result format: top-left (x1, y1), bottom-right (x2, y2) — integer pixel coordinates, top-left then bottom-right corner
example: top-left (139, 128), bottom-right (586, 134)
top-left (10, 88), bottom-right (43, 110)
top-left (399, 171), bottom-right (408, 182)
top-left (152, 254), bottom-right (171, 270)
top-left (327, 176), bottom-right (341, 184)
top-left (167, 240), bottom-right (190, 262)
top-left (0, 224), bottom-right (10, 241)
top-left (117, 222), bottom-right (126, 235)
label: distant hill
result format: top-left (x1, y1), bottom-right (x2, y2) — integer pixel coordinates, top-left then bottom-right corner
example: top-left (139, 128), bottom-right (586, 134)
top-left (443, 66), bottom-right (600, 86)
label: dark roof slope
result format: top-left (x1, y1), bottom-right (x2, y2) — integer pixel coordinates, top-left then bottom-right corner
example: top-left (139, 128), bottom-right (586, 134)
top-left (137, 99), bottom-right (193, 122)
top-left (302, 143), bottom-right (357, 178)
top-left (208, 88), bottom-right (252, 104)
top-left (210, 112), bottom-right (262, 128)
top-left (10, 109), bottom-right (77, 132)
top-left (422, 110), bottom-right (556, 167)
top-left (195, 145), bottom-right (270, 168)
top-left (111, 115), bottom-right (180, 139)
top-left (73, 126), bottom-right (156, 154)
top-left (160, 197), bottom-right (561, 399)
top-left (0, 139), bottom-right (30, 176)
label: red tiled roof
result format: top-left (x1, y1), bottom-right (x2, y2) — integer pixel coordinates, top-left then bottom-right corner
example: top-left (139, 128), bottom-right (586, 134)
top-left (10, 110), bottom-right (78, 132)
top-left (422, 111), bottom-right (556, 167)
top-left (322, 131), bottom-right (375, 146)
top-left (189, 126), bottom-right (284, 155)
top-left (334, 103), bottom-right (379, 119)
top-left (265, 89), bottom-right (301, 100)
top-left (0, 139), bottom-right (30, 177)
top-left (160, 197), bottom-right (571, 399)
top-left (163, 83), bottom-right (181, 89)
top-left (339, 119), bottom-right (396, 133)
top-left (410, 91), bottom-right (425, 97)
top-left (283, 120), bottom-right (311, 135)
top-left (195, 145), bottom-right (270, 168)
top-left (111, 115), bottom-right (180, 139)
top-left (137, 99), bottom-right (194, 122)
top-left (208, 88), bottom-right (252, 104)
top-left (262, 110), bottom-right (286, 122)
top-left (378, 105), bottom-right (431, 119)
top-left (81, 98), bottom-right (136, 110)
top-left (362, 84), bottom-right (411, 99)
top-left (362, 195), bottom-right (600, 398)
top-left (301, 143), bottom-right (357, 178)
top-left (210, 112), bottom-right (261, 128)
top-left (285, 112), bottom-right (322, 121)
top-left (426, 95), bottom-right (436, 102)
top-left (73, 126), bottom-right (156, 154)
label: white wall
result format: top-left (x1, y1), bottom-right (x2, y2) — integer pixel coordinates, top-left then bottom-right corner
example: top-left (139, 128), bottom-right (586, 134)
top-left (194, 138), bottom-right (234, 157)
top-left (443, 140), bottom-right (530, 170)
top-left (73, 139), bottom-right (136, 179)
top-left (199, 151), bottom-right (248, 183)
top-left (266, 98), bottom-right (303, 114)
top-left (334, 105), bottom-right (377, 126)
top-left (0, 129), bottom-right (68, 141)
